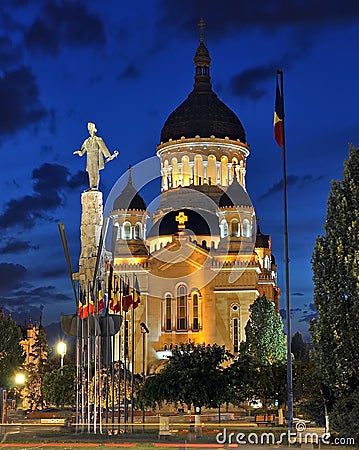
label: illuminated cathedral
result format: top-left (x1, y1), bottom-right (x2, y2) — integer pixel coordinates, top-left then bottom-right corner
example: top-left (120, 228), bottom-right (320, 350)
top-left (108, 23), bottom-right (279, 374)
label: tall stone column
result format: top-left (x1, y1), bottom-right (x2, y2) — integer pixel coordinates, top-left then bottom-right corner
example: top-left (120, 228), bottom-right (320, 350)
top-left (78, 191), bottom-right (103, 282)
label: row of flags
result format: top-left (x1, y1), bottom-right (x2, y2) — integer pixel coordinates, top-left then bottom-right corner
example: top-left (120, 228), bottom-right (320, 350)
top-left (77, 270), bottom-right (141, 319)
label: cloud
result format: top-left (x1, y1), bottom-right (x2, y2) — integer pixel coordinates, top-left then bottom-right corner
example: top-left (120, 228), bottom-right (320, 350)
top-left (0, 66), bottom-right (48, 136)
top-left (0, 239), bottom-right (38, 255)
top-left (0, 163), bottom-right (86, 229)
top-left (0, 35), bottom-right (23, 68)
top-left (230, 64), bottom-right (279, 100)
top-left (299, 303), bottom-right (317, 322)
top-left (292, 292), bottom-right (304, 297)
top-left (117, 63), bottom-right (140, 80)
top-left (0, 262), bottom-right (27, 292)
top-left (157, 0), bottom-right (359, 38)
top-left (258, 174), bottom-right (324, 201)
top-left (24, 1), bottom-right (106, 55)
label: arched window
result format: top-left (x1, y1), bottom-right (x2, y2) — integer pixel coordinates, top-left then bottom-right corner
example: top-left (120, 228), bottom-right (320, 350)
top-left (177, 285), bottom-right (187, 331)
top-left (242, 219), bottom-right (251, 237)
top-left (192, 292), bottom-right (199, 331)
top-left (181, 155), bottom-right (191, 186)
top-left (233, 318), bottom-right (239, 353)
top-left (123, 222), bottom-right (131, 240)
top-left (220, 219), bottom-right (228, 238)
top-left (165, 294), bottom-right (172, 331)
top-left (207, 155), bottom-right (217, 185)
top-left (231, 220), bottom-right (239, 237)
top-left (134, 222), bottom-right (142, 240)
top-left (220, 156), bottom-right (228, 186)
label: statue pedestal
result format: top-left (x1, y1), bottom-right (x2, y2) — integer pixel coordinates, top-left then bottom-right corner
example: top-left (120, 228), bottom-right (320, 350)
top-left (78, 190), bottom-right (103, 281)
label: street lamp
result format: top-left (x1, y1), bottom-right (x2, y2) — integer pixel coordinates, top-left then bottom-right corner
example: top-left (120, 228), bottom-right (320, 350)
top-left (57, 341), bottom-right (67, 375)
top-left (14, 372), bottom-right (26, 410)
top-left (140, 322), bottom-right (149, 431)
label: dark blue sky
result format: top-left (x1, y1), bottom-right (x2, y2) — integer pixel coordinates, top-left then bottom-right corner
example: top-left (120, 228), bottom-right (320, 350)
top-left (1, 0), bottom-right (358, 341)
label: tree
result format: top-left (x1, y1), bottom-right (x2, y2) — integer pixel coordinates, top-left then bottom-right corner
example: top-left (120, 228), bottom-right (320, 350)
top-left (291, 331), bottom-right (309, 362)
top-left (241, 295), bottom-right (287, 364)
top-left (24, 321), bottom-right (49, 409)
top-left (232, 296), bottom-right (287, 412)
top-left (43, 366), bottom-right (76, 407)
top-left (0, 311), bottom-right (25, 388)
top-left (310, 145), bottom-right (359, 432)
top-left (138, 343), bottom-right (232, 411)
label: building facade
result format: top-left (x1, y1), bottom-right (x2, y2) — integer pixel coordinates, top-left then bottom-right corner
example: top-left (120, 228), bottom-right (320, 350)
top-left (109, 26), bottom-right (279, 374)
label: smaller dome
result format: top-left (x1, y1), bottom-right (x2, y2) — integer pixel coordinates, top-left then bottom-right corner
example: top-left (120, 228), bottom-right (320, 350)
top-left (219, 178), bottom-right (252, 208)
top-left (113, 171), bottom-right (146, 211)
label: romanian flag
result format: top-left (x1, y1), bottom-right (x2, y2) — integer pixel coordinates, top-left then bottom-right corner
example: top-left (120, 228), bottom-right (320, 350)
top-left (78, 286), bottom-right (89, 319)
top-left (89, 293), bottom-right (94, 315)
top-left (122, 276), bottom-right (133, 312)
top-left (113, 276), bottom-right (121, 313)
top-left (97, 280), bottom-right (104, 315)
top-left (274, 73), bottom-right (284, 147)
top-left (133, 275), bottom-right (141, 309)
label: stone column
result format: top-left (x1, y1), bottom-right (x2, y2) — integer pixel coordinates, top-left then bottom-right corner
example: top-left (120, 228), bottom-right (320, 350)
top-left (78, 191), bottom-right (103, 282)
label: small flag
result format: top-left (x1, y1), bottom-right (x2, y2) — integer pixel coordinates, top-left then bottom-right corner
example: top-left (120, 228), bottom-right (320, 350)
top-left (89, 290), bottom-right (94, 315)
top-left (77, 286), bottom-right (84, 318)
top-left (80, 286), bottom-right (89, 319)
top-left (97, 280), bottom-right (104, 315)
top-left (133, 275), bottom-right (141, 309)
top-left (113, 276), bottom-right (121, 313)
top-left (122, 276), bottom-right (133, 312)
top-left (274, 73), bottom-right (284, 147)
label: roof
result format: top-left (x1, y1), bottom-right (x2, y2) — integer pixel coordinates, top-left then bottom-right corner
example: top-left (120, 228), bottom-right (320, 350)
top-left (112, 171), bottom-right (146, 211)
top-left (160, 34), bottom-right (246, 144)
top-left (219, 178), bottom-right (252, 208)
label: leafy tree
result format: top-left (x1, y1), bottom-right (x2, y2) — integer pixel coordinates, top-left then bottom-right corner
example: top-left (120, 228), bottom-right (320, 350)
top-left (0, 310), bottom-right (25, 388)
top-left (310, 145), bottom-right (359, 431)
top-left (24, 321), bottom-right (49, 409)
top-left (232, 296), bottom-right (287, 412)
top-left (43, 366), bottom-right (76, 407)
top-left (138, 343), bottom-right (232, 411)
top-left (241, 295), bottom-right (287, 365)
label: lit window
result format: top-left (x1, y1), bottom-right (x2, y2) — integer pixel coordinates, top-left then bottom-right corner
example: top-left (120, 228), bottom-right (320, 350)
top-left (242, 219), bottom-right (251, 237)
top-left (123, 222), bottom-right (131, 240)
top-left (177, 285), bottom-right (187, 331)
top-left (220, 220), bottom-right (228, 238)
top-left (134, 223), bottom-right (142, 240)
top-left (165, 294), bottom-right (172, 331)
top-left (231, 220), bottom-right (239, 237)
top-left (192, 293), bottom-right (199, 331)
top-left (233, 318), bottom-right (239, 353)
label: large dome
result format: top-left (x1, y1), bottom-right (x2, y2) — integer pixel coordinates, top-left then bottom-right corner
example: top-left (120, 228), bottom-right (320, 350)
top-left (160, 89), bottom-right (246, 143)
top-left (160, 34), bottom-right (246, 144)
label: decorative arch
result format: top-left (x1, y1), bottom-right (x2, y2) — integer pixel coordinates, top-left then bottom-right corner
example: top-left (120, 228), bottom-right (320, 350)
top-left (122, 221), bottom-right (132, 240)
top-left (207, 155), bottom-right (217, 185)
top-left (242, 218), bottom-right (251, 237)
top-left (194, 154), bottom-right (204, 185)
top-left (181, 155), bottom-right (191, 186)
top-left (171, 157), bottom-right (179, 187)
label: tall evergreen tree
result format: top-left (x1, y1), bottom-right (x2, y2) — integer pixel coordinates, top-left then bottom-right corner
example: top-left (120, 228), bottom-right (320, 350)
top-left (24, 321), bottom-right (49, 409)
top-left (241, 295), bottom-right (287, 365)
top-left (0, 310), bottom-right (25, 387)
top-left (310, 145), bottom-right (359, 431)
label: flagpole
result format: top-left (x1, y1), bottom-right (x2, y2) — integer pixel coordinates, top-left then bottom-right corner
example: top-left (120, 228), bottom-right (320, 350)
top-left (131, 273), bottom-right (135, 433)
top-left (277, 69), bottom-right (293, 432)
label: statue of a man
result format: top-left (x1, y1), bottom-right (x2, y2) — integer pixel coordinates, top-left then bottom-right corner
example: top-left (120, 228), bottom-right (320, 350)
top-left (74, 122), bottom-right (118, 191)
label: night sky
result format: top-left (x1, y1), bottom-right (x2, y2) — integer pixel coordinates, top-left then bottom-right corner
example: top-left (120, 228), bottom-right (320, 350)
top-left (1, 0), bottom-right (359, 342)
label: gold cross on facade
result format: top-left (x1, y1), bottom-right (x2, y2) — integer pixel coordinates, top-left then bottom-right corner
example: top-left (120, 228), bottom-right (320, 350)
top-left (175, 211), bottom-right (188, 230)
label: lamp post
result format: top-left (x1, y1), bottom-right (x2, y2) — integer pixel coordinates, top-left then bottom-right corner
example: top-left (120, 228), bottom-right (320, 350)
top-left (140, 322), bottom-right (149, 432)
top-left (57, 341), bottom-right (67, 375)
top-left (14, 372), bottom-right (26, 410)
